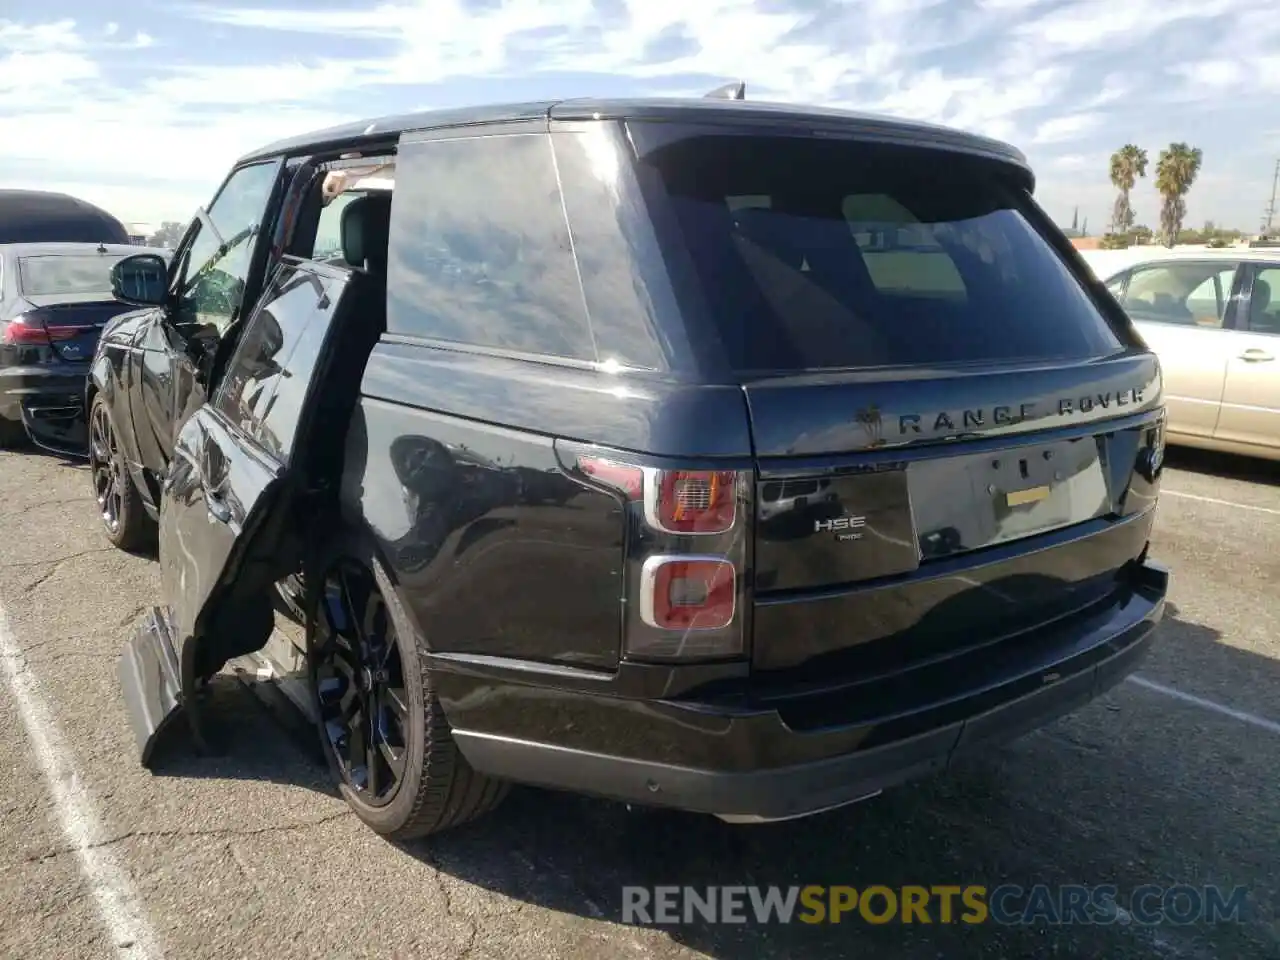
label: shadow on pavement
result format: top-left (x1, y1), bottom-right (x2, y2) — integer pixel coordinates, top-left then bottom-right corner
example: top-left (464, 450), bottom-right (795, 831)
top-left (139, 603), bottom-right (1279, 959)
top-left (401, 600), bottom-right (1277, 959)
top-left (1164, 446), bottom-right (1280, 486)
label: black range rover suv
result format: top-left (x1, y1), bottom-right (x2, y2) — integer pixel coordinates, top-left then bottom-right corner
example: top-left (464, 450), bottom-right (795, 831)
top-left (103, 93), bottom-right (1169, 838)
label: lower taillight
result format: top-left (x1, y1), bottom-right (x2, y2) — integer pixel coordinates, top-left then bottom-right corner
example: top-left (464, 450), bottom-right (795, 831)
top-left (640, 556), bottom-right (736, 630)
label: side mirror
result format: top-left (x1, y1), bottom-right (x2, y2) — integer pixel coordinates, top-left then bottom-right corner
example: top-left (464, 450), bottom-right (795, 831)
top-left (111, 254), bottom-right (169, 307)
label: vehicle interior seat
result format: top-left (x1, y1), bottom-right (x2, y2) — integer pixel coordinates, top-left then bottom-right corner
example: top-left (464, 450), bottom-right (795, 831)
top-left (303, 193), bottom-right (394, 481)
top-left (1248, 278), bottom-right (1278, 333)
top-left (340, 193), bottom-right (392, 277)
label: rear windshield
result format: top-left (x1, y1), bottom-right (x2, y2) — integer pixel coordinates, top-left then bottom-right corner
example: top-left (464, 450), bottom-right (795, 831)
top-left (637, 133), bottom-right (1124, 374)
top-left (17, 254), bottom-right (129, 297)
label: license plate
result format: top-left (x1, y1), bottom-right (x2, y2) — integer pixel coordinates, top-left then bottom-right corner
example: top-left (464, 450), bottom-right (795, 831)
top-left (1005, 484), bottom-right (1051, 507)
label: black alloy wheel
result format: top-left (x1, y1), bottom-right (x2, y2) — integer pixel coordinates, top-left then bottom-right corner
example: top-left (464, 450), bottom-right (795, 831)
top-left (89, 401), bottom-right (124, 536)
top-left (305, 535), bottom-right (509, 839)
top-left (87, 395), bottom-right (151, 550)
top-left (312, 561), bottom-right (410, 806)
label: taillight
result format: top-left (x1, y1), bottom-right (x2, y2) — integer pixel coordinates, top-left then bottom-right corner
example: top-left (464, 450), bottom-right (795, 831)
top-left (574, 452), bottom-right (751, 663)
top-left (578, 457), bottom-right (643, 499)
top-left (1, 315), bottom-right (75, 345)
top-left (640, 556), bottom-right (736, 630)
top-left (645, 469), bottom-right (737, 534)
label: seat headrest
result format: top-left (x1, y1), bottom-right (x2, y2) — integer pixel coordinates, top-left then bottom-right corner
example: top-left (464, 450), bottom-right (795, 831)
top-left (340, 194), bottom-right (392, 274)
top-left (1252, 277), bottom-right (1272, 314)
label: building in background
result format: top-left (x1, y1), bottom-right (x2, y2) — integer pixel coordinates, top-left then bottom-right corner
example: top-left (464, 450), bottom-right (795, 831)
top-left (126, 222), bottom-right (157, 245)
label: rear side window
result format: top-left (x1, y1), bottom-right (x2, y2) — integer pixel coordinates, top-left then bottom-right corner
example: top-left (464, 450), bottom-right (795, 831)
top-left (387, 134), bottom-right (595, 361)
top-left (1120, 261), bottom-right (1237, 328)
top-left (636, 132), bottom-right (1125, 374)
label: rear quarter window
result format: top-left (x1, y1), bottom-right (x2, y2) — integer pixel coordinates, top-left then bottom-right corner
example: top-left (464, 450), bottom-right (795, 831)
top-left (635, 130), bottom-right (1125, 375)
top-left (386, 133), bottom-right (595, 361)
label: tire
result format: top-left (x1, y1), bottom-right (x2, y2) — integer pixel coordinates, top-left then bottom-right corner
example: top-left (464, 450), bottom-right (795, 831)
top-left (305, 529), bottom-right (508, 839)
top-left (87, 393), bottom-right (154, 551)
top-left (0, 417), bottom-right (28, 449)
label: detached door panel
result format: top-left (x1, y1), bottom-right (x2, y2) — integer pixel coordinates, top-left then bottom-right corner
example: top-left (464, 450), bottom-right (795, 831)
top-left (160, 411), bottom-right (283, 645)
top-left (1216, 264), bottom-right (1280, 451)
top-left (158, 260), bottom-right (348, 663)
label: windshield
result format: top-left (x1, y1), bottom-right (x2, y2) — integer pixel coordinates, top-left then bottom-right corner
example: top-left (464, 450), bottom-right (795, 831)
top-left (637, 131), bottom-right (1125, 375)
top-left (17, 253), bottom-right (131, 297)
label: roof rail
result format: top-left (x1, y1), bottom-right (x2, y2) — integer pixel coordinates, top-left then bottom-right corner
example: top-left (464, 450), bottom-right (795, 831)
top-left (704, 81), bottom-right (745, 101)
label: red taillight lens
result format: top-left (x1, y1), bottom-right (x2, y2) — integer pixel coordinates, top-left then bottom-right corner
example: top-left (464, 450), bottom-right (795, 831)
top-left (640, 556), bottom-right (736, 631)
top-left (646, 469), bottom-right (737, 534)
top-left (1, 315), bottom-right (78, 345)
top-left (3, 315), bottom-right (51, 345)
top-left (576, 456), bottom-right (644, 499)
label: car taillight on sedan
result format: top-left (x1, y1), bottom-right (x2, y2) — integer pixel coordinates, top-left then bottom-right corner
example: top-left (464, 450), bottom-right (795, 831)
top-left (2, 314), bottom-right (76, 345)
top-left (576, 454), bottom-right (751, 662)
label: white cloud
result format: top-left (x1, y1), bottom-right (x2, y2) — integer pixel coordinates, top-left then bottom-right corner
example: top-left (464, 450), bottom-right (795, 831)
top-left (1033, 112), bottom-right (1101, 145)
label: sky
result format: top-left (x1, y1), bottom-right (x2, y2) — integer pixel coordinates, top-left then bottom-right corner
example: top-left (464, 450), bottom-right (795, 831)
top-left (1, 0), bottom-right (1277, 234)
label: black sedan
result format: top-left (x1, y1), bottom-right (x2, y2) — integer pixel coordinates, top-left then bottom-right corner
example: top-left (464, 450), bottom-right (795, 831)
top-left (0, 242), bottom-right (168, 453)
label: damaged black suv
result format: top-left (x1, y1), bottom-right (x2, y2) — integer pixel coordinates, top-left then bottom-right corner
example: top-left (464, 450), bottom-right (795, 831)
top-left (102, 92), bottom-right (1169, 839)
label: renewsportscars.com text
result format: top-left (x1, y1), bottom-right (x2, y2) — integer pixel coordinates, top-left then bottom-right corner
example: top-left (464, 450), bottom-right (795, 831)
top-left (621, 884), bottom-right (1249, 926)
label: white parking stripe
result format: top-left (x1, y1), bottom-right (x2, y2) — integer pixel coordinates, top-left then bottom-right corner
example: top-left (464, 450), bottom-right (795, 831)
top-left (0, 606), bottom-right (162, 959)
top-left (1127, 674), bottom-right (1280, 735)
top-left (1160, 489), bottom-right (1280, 516)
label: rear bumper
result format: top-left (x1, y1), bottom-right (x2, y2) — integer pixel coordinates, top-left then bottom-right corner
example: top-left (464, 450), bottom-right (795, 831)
top-left (443, 559), bottom-right (1168, 823)
top-left (0, 362), bottom-right (89, 453)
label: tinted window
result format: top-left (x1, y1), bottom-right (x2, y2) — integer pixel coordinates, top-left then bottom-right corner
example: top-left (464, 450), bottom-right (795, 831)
top-left (17, 253), bottom-right (132, 296)
top-left (387, 134), bottom-right (594, 360)
top-left (1247, 266), bottom-right (1280, 334)
top-left (636, 133), bottom-right (1124, 373)
top-left (176, 162), bottom-right (280, 335)
top-left (214, 263), bottom-right (336, 462)
top-left (1121, 262), bottom-right (1236, 328)
top-left (551, 129), bottom-right (666, 369)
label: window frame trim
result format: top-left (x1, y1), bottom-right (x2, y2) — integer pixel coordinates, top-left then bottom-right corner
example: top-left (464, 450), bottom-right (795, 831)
top-left (1235, 261), bottom-right (1280, 337)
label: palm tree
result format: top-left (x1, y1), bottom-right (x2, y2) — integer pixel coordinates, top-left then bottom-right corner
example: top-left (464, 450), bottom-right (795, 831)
top-left (1108, 144), bottom-right (1148, 235)
top-left (1155, 143), bottom-right (1203, 248)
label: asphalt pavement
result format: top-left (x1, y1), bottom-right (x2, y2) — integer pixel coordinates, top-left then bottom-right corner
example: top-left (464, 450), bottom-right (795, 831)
top-left (0, 443), bottom-right (1277, 959)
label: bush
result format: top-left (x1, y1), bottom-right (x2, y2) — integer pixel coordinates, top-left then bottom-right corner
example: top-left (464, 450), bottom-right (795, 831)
top-left (1099, 233), bottom-right (1132, 249)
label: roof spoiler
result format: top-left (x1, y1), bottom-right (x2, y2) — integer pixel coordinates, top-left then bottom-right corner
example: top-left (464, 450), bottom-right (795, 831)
top-left (703, 81), bottom-right (745, 100)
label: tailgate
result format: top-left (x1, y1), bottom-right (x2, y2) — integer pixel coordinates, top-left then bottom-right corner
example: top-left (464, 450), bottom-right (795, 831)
top-left (747, 353), bottom-right (1164, 675)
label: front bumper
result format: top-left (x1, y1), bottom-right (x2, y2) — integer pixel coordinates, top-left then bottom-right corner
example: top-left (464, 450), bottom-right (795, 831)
top-left (442, 559), bottom-right (1168, 823)
top-left (0, 363), bottom-right (89, 454)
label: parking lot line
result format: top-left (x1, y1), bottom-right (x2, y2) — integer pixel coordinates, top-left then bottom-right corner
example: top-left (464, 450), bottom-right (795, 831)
top-left (0, 605), bottom-right (162, 960)
top-left (1127, 674), bottom-right (1280, 735)
top-left (1160, 489), bottom-right (1280, 516)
